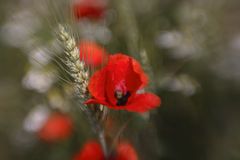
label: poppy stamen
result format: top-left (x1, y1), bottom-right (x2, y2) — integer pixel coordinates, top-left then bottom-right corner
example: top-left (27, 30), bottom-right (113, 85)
top-left (115, 91), bottom-right (131, 106)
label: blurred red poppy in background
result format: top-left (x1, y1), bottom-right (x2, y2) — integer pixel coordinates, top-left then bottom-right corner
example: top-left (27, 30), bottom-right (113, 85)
top-left (86, 54), bottom-right (161, 113)
top-left (79, 40), bottom-right (108, 67)
top-left (73, 140), bottom-right (138, 160)
top-left (114, 142), bottom-right (138, 160)
top-left (73, 141), bottom-right (104, 160)
top-left (73, 0), bottom-right (107, 20)
top-left (38, 112), bottom-right (73, 142)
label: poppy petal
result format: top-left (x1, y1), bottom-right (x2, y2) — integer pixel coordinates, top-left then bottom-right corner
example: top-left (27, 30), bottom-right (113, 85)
top-left (125, 58), bottom-right (145, 93)
top-left (125, 93), bottom-right (161, 113)
top-left (131, 58), bottom-right (148, 88)
top-left (109, 54), bottom-right (148, 92)
top-left (106, 54), bottom-right (144, 95)
top-left (88, 68), bottom-right (107, 102)
top-left (85, 98), bottom-right (108, 106)
top-left (105, 54), bottom-right (131, 105)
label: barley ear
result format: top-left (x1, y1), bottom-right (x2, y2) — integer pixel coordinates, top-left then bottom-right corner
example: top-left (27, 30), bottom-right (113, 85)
top-left (57, 24), bottom-right (89, 99)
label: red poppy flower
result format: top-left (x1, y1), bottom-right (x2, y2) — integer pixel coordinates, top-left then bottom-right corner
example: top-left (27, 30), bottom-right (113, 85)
top-left (114, 142), bottom-right (138, 160)
top-left (73, 140), bottom-right (138, 160)
top-left (73, 141), bottom-right (105, 160)
top-left (86, 54), bottom-right (161, 113)
top-left (38, 113), bottom-right (73, 142)
top-left (79, 40), bottom-right (108, 67)
top-left (73, 0), bottom-right (107, 20)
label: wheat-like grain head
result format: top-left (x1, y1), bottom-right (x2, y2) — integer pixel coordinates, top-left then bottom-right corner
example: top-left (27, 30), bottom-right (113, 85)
top-left (57, 24), bottom-right (89, 99)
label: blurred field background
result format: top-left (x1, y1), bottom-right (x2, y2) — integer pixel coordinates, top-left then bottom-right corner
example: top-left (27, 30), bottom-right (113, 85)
top-left (1, 0), bottom-right (240, 160)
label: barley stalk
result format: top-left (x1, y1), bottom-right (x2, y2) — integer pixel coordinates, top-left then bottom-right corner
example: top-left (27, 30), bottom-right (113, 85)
top-left (57, 24), bottom-right (89, 99)
top-left (56, 24), bottom-right (108, 157)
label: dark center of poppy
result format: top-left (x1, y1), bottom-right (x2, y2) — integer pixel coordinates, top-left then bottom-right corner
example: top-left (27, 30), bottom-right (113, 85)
top-left (114, 80), bottom-right (131, 106)
top-left (114, 90), bottom-right (131, 106)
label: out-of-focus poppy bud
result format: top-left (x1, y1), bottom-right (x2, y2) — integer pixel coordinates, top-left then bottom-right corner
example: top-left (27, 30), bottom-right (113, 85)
top-left (73, 0), bottom-right (108, 20)
top-left (79, 40), bottom-right (108, 67)
top-left (73, 140), bottom-right (138, 160)
top-left (38, 112), bottom-right (73, 142)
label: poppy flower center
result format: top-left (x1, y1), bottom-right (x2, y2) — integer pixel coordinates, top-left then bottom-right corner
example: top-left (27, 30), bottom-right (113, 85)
top-left (114, 80), bottom-right (131, 106)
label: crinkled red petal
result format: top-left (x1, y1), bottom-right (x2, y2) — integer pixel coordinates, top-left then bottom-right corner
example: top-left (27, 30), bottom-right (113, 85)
top-left (125, 93), bottom-right (161, 113)
top-left (125, 57), bottom-right (145, 93)
top-left (88, 68), bottom-right (107, 103)
top-left (105, 54), bottom-right (145, 99)
top-left (104, 54), bottom-right (131, 105)
top-left (131, 57), bottom-right (148, 88)
top-left (85, 98), bottom-right (108, 106)
top-left (109, 54), bottom-right (148, 91)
